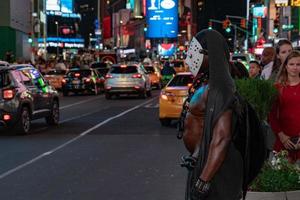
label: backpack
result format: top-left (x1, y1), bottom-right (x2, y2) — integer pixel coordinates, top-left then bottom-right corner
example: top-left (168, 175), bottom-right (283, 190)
top-left (232, 93), bottom-right (269, 198)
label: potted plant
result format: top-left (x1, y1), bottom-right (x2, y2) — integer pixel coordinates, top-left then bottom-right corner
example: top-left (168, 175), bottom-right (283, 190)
top-left (235, 79), bottom-right (300, 200)
top-left (247, 150), bottom-right (300, 199)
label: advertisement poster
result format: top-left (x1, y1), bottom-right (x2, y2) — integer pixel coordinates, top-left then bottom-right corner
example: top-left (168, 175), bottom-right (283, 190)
top-left (146, 0), bottom-right (178, 38)
top-left (158, 43), bottom-right (176, 56)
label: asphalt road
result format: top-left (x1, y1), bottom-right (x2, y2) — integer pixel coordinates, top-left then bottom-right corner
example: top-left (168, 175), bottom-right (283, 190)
top-left (0, 91), bottom-right (189, 200)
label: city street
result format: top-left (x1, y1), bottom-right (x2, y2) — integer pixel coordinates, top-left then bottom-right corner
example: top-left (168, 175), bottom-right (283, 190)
top-left (0, 91), bottom-right (188, 200)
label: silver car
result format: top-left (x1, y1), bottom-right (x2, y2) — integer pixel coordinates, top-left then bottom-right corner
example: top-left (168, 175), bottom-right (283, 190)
top-left (104, 63), bottom-right (152, 99)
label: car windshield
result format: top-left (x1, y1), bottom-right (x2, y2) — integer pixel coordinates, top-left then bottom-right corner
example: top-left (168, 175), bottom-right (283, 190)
top-left (96, 68), bottom-right (109, 76)
top-left (145, 66), bottom-right (155, 73)
top-left (168, 74), bottom-right (194, 87)
top-left (110, 66), bottom-right (137, 74)
top-left (172, 61), bottom-right (184, 68)
top-left (0, 72), bottom-right (10, 88)
top-left (91, 62), bottom-right (107, 68)
top-left (67, 70), bottom-right (91, 77)
top-left (46, 70), bottom-right (66, 75)
top-left (232, 56), bottom-right (247, 62)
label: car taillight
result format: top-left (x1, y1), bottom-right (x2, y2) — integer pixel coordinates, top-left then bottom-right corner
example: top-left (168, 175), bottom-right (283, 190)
top-left (3, 114), bottom-right (11, 121)
top-left (105, 74), bottom-right (113, 79)
top-left (132, 73), bottom-right (142, 78)
top-left (3, 89), bottom-right (14, 100)
top-left (85, 78), bottom-right (91, 82)
top-left (75, 73), bottom-right (80, 77)
top-left (61, 79), bottom-right (66, 84)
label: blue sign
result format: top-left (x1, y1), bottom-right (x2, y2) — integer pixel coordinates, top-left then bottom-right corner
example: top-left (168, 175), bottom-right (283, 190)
top-left (146, 0), bottom-right (178, 38)
top-left (61, 0), bottom-right (73, 13)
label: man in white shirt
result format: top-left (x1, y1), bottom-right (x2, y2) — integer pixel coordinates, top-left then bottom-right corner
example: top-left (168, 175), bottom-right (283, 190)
top-left (260, 47), bottom-right (275, 80)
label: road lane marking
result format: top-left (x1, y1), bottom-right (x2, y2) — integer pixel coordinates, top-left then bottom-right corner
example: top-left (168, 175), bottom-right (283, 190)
top-left (60, 96), bottom-right (103, 110)
top-left (0, 98), bottom-right (157, 180)
top-left (31, 106), bottom-right (111, 134)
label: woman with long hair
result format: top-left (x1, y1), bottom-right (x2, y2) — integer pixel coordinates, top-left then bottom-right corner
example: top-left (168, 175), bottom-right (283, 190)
top-left (269, 50), bottom-right (300, 163)
top-left (269, 39), bottom-right (293, 80)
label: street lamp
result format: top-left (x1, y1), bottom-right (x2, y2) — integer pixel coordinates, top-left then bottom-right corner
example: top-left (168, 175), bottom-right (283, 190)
top-left (55, 21), bottom-right (59, 58)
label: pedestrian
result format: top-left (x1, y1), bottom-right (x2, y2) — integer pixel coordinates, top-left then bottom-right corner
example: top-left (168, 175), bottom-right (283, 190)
top-left (269, 50), bottom-right (300, 163)
top-left (183, 29), bottom-right (263, 200)
top-left (249, 60), bottom-right (262, 79)
top-left (269, 39), bottom-right (293, 80)
top-left (260, 47), bottom-right (275, 80)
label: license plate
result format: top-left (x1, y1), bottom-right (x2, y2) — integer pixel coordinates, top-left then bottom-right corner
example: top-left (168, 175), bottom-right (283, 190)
top-left (72, 80), bottom-right (80, 84)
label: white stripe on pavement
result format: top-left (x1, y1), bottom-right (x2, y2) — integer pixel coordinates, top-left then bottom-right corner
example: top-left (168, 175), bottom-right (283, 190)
top-left (60, 96), bottom-right (103, 110)
top-left (0, 98), bottom-right (157, 180)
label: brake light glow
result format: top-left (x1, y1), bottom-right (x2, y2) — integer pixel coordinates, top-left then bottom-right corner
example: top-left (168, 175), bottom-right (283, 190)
top-left (85, 78), bottom-right (91, 82)
top-left (105, 74), bottom-right (113, 79)
top-left (132, 73), bottom-right (142, 78)
top-left (134, 86), bottom-right (140, 89)
top-left (120, 65), bottom-right (127, 68)
top-left (75, 73), bottom-right (80, 77)
top-left (187, 83), bottom-right (193, 87)
top-left (3, 89), bottom-right (14, 100)
top-left (61, 79), bottom-right (66, 84)
top-left (3, 114), bottom-right (11, 121)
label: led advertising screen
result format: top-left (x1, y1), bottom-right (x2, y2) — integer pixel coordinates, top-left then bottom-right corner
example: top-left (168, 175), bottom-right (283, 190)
top-left (146, 0), bottom-right (178, 38)
top-left (46, 0), bottom-right (60, 11)
top-left (61, 0), bottom-right (73, 13)
top-left (158, 43), bottom-right (176, 56)
top-left (46, 0), bottom-right (73, 13)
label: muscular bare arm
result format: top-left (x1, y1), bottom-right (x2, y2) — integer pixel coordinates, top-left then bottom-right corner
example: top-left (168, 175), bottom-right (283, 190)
top-left (199, 110), bottom-right (233, 182)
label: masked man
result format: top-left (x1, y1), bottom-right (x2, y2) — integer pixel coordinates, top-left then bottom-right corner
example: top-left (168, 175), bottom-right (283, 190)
top-left (183, 30), bottom-right (244, 200)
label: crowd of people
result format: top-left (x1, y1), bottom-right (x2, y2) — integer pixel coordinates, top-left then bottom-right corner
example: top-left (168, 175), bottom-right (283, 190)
top-left (247, 39), bottom-right (299, 163)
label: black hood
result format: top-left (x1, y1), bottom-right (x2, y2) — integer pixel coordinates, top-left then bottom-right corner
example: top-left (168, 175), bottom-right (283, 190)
top-left (193, 29), bottom-right (236, 178)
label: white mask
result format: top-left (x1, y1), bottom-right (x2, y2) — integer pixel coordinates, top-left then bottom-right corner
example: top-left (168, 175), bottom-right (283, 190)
top-left (185, 37), bottom-right (205, 77)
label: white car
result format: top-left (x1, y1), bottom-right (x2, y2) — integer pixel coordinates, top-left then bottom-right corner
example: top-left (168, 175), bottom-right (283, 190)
top-left (104, 63), bottom-right (152, 99)
top-left (0, 61), bottom-right (9, 68)
top-left (231, 53), bottom-right (255, 69)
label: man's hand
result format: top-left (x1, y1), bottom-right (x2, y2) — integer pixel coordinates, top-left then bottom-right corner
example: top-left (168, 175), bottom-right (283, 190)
top-left (190, 178), bottom-right (210, 200)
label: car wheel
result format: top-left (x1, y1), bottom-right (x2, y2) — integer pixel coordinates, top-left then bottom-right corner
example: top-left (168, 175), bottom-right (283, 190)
top-left (46, 100), bottom-right (59, 126)
top-left (15, 107), bottom-right (31, 135)
top-left (105, 93), bottom-right (112, 100)
top-left (160, 118), bottom-right (171, 126)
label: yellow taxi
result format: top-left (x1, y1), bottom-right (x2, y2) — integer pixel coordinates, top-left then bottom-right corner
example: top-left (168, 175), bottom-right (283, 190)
top-left (159, 72), bottom-right (194, 126)
top-left (44, 69), bottom-right (67, 90)
top-left (170, 60), bottom-right (189, 73)
top-left (144, 64), bottom-right (162, 89)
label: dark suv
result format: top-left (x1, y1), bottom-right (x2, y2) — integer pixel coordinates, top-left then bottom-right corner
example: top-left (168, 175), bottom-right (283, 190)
top-left (0, 64), bottom-right (60, 134)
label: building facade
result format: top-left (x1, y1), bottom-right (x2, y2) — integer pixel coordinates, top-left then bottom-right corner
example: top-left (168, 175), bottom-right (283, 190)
top-left (0, 0), bottom-right (32, 61)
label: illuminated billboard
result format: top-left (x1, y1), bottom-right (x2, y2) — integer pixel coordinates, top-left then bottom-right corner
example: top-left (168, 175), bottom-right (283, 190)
top-left (146, 0), bottom-right (178, 38)
top-left (46, 0), bottom-right (73, 13)
top-left (158, 43), bottom-right (176, 56)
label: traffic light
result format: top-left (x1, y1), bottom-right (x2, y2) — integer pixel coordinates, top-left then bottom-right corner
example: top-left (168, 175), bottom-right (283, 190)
top-left (240, 18), bottom-right (246, 29)
top-left (222, 19), bottom-right (231, 29)
top-left (273, 13), bottom-right (280, 34)
top-left (208, 21), bottom-right (212, 29)
top-left (27, 32), bottom-right (33, 44)
top-left (225, 27), bottom-right (231, 33)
